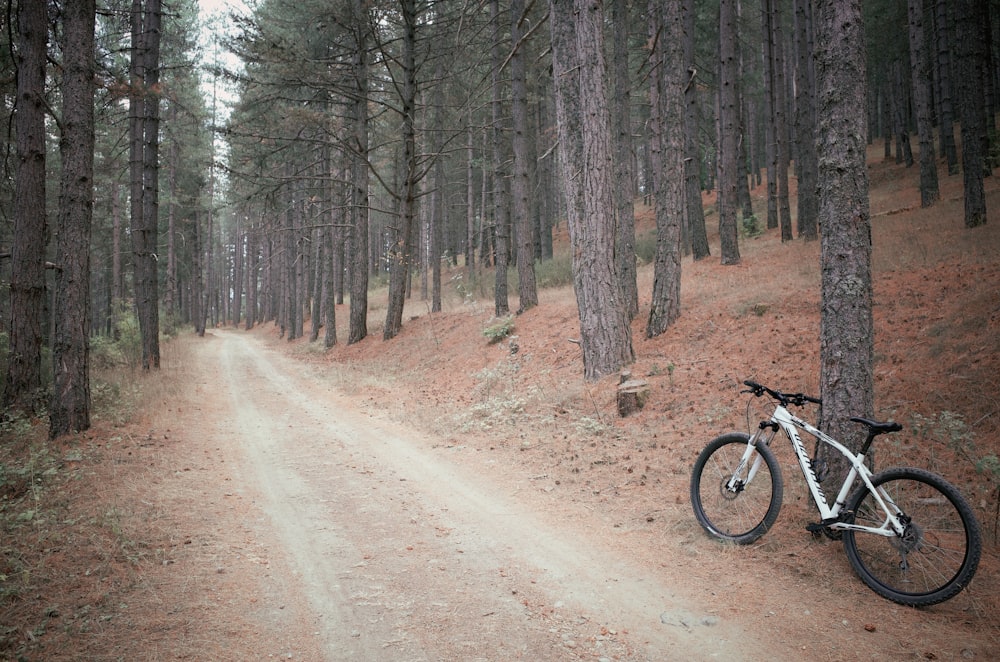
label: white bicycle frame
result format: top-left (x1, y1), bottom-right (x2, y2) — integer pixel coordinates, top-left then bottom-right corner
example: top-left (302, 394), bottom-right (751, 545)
top-left (736, 403), bottom-right (907, 538)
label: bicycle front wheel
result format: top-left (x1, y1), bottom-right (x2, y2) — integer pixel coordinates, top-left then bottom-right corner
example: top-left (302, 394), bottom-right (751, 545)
top-left (843, 467), bottom-right (982, 606)
top-left (690, 432), bottom-right (783, 544)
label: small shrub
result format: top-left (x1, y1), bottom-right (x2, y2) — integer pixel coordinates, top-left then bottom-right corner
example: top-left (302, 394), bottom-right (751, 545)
top-left (483, 316), bottom-right (515, 344)
top-left (741, 214), bottom-right (763, 238)
top-left (535, 254), bottom-right (573, 289)
top-left (634, 231), bottom-right (658, 265)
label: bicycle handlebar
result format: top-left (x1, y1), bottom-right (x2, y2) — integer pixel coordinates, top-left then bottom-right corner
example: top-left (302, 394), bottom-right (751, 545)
top-left (743, 380), bottom-right (822, 407)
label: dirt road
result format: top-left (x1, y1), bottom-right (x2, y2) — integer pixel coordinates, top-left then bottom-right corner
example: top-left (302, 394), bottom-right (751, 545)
top-left (195, 329), bottom-right (764, 660)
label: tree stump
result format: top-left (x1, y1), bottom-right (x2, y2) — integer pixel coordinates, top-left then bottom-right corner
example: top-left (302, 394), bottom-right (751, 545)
top-left (616, 370), bottom-right (650, 417)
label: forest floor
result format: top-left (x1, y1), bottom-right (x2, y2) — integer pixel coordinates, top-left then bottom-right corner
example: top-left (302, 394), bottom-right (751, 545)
top-left (3, 148), bottom-right (1000, 661)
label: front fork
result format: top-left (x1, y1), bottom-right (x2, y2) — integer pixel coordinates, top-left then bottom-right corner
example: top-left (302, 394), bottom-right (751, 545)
top-left (727, 423), bottom-right (777, 492)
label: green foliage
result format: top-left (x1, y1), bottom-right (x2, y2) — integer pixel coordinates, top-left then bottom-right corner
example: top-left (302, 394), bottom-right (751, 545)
top-left (90, 379), bottom-right (139, 427)
top-left (160, 309), bottom-right (184, 339)
top-left (910, 411), bottom-right (1000, 538)
top-left (534, 253), bottom-right (574, 289)
top-left (634, 231), bottom-right (658, 265)
top-left (482, 316), bottom-right (515, 344)
top-left (91, 310), bottom-right (143, 371)
top-left (741, 214), bottom-right (762, 238)
top-left (912, 411), bottom-right (997, 482)
top-left (457, 357), bottom-right (540, 434)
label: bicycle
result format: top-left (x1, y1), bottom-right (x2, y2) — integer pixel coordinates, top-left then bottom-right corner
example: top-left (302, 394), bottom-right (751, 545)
top-left (689, 379), bottom-right (981, 606)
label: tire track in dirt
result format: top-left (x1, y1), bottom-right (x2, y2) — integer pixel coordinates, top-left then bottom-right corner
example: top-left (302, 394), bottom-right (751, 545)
top-left (205, 329), bottom-right (767, 660)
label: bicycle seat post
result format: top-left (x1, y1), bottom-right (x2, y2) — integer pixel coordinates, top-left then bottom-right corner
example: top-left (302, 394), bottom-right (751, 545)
top-left (850, 417), bottom-right (903, 455)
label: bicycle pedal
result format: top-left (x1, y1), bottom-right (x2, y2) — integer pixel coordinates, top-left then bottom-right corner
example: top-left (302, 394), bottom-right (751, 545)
top-left (806, 518), bottom-right (838, 533)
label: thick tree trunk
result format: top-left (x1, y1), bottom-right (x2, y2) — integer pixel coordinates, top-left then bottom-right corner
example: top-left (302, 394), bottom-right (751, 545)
top-left (769, 0), bottom-right (792, 242)
top-left (131, 0), bottom-right (162, 370)
top-left (892, 61), bottom-right (913, 167)
top-left (935, 0), bottom-right (959, 175)
top-left (814, 0), bottom-right (874, 486)
top-left (491, 0), bottom-right (510, 318)
top-left (954, 0), bottom-right (989, 228)
top-left (611, 0), bottom-right (638, 320)
top-left (718, 0), bottom-right (741, 265)
top-left (793, 0), bottom-right (819, 240)
top-left (384, 0), bottom-right (418, 340)
top-left (683, 0), bottom-right (710, 260)
top-left (51, 0), bottom-right (97, 437)
top-left (550, 0), bottom-right (634, 380)
top-left (310, 223), bottom-right (324, 343)
top-left (909, 0), bottom-right (939, 208)
top-left (3, 0), bottom-right (48, 415)
top-left (348, 0), bottom-right (370, 344)
top-left (511, 0), bottom-right (538, 314)
top-left (192, 210), bottom-right (206, 337)
top-left (646, 2), bottom-right (685, 338)
top-left (761, 0), bottom-right (778, 231)
top-left (324, 221), bottom-right (338, 348)
top-left (232, 217), bottom-right (244, 327)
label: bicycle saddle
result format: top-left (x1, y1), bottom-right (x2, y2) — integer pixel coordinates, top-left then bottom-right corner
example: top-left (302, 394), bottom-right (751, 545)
top-left (849, 417), bottom-right (903, 434)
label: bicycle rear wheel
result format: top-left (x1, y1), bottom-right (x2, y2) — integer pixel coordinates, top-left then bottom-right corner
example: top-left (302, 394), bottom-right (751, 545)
top-left (690, 432), bottom-right (783, 544)
top-left (843, 467), bottom-right (981, 606)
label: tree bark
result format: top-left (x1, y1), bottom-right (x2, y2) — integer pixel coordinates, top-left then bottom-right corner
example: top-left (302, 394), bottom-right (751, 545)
top-left (908, 0), bottom-right (939, 208)
top-left (348, 0), bottom-right (370, 344)
top-left (130, 0), bottom-right (162, 370)
top-left (491, 0), bottom-right (510, 318)
top-left (550, 0), bottom-right (634, 380)
top-left (3, 0), bottom-right (48, 415)
top-left (511, 0), bottom-right (538, 313)
top-left (683, 0), bottom-right (710, 260)
top-left (646, 2), bottom-right (685, 338)
top-left (384, 0), bottom-right (418, 340)
top-left (814, 0), bottom-right (874, 486)
top-left (793, 0), bottom-right (819, 240)
top-left (51, 0), bottom-right (97, 438)
top-left (934, 0), bottom-right (959, 175)
top-left (769, 0), bottom-right (792, 242)
top-left (954, 0), bottom-right (989, 228)
top-left (717, 0), bottom-right (741, 265)
top-left (611, 0), bottom-right (638, 320)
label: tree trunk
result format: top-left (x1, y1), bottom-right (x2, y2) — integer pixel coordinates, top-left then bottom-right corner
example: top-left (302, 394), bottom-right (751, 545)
top-left (51, 0), bottom-right (97, 437)
top-left (232, 216), bottom-right (244, 327)
top-left (814, 0), bottom-right (875, 487)
top-left (892, 61), bottom-right (914, 167)
top-left (2, 0), bottom-right (47, 415)
top-left (954, 0), bottom-right (989, 228)
top-left (348, 0), bottom-right (370, 344)
top-left (718, 0), bottom-right (741, 265)
top-left (550, 0), bottom-right (634, 380)
top-left (611, 0), bottom-right (638, 319)
top-left (131, 0), bottom-right (162, 370)
top-left (324, 219), bottom-right (338, 348)
top-left (934, 0), bottom-right (959, 175)
top-left (310, 222), bottom-right (324, 343)
top-left (384, 0), bottom-right (418, 340)
top-left (761, 0), bottom-right (778, 231)
top-left (491, 0), bottom-right (510, 318)
top-left (770, 0), bottom-right (792, 242)
top-left (909, 0), bottom-right (939, 208)
top-left (511, 0), bottom-right (538, 314)
top-left (683, 0), bottom-right (710, 260)
top-left (192, 210), bottom-right (206, 337)
top-left (646, 1), bottom-right (685, 338)
top-left (793, 0), bottom-right (819, 240)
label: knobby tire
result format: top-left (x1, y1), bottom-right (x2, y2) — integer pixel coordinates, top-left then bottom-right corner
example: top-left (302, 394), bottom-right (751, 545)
top-left (843, 467), bottom-right (981, 606)
top-left (690, 433), bottom-right (783, 545)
